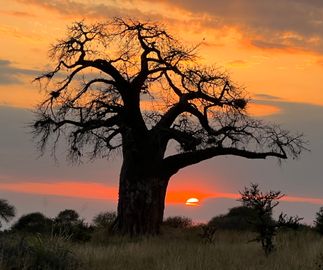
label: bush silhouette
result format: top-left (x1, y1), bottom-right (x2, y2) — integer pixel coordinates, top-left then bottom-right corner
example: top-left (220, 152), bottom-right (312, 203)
top-left (239, 183), bottom-right (284, 256)
top-left (54, 209), bottom-right (92, 242)
top-left (0, 233), bottom-right (81, 270)
top-left (315, 207), bottom-right (323, 235)
top-left (0, 199), bottom-right (15, 228)
top-left (208, 206), bottom-right (265, 231)
top-left (12, 212), bottom-right (52, 234)
top-left (92, 211), bottom-right (116, 228)
top-left (163, 216), bottom-right (192, 229)
top-left (55, 209), bottom-right (80, 225)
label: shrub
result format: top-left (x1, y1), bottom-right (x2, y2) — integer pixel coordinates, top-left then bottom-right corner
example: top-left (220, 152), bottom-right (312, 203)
top-left (278, 213), bottom-right (303, 230)
top-left (53, 209), bottom-right (92, 242)
top-left (0, 233), bottom-right (81, 270)
top-left (55, 209), bottom-right (80, 225)
top-left (315, 207), bottom-right (323, 235)
top-left (92, 211), bottom-right (116, 228)
top-left (12, 212), bottom-right (52, 234)
top-left (163, 216), bottom-right (192, 229)
top-left (0, 234), bottom-right (30, 269)
top-left (90, 211), bottom-right (117, 244)
top-left (239, 183), bottom-right (283, 256)
top-left (208, 206), bottom-right (262, 231)
top-left (0, 199), bottom-right (15, 228)
top-left (28, 234), bottom-right (81, 269)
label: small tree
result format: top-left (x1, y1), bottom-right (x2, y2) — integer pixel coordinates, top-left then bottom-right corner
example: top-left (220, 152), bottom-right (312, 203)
top-left (0, 199), bottom-right (15, 228)
top-left (54, 209), bottom-right (91, 241)
top-left (91, 211), bottom-right (117, 242)
top-left (12, 212), bottom-right (52, 234)
top-left (239, 183), bottom-right (284, 255)
top-left (92, 211), bottom-right (116, 228)
top-left (55, 209), bottom-right (80, 225)
top-left (315, 207), bottom-right (323, 235)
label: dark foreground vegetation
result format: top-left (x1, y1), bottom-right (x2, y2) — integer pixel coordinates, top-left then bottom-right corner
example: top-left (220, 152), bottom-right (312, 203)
top-left (1, 218), bottom-right (323, 270)
top-left (1, 184), bottom-right (323, 269)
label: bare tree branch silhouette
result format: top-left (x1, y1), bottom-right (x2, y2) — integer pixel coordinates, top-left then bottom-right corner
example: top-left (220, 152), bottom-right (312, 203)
top-left (32, 18), bottom-right (306, 235)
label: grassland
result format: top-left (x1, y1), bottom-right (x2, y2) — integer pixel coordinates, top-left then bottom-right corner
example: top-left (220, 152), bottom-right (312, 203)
top-left (1, 226), bottom-right (323, 269)
top-left (75, 228), bottom-right (323, 270)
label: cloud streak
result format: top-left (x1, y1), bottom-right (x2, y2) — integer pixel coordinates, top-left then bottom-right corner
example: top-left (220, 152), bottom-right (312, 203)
top-left (14, 0), bottom-right (323, 54)
top-left (138, 0), bottom-right (323, 54)
top-left (1, 181), bottom-right (323, 207)
top-left (15, 0), bottom-right (153, 20)
top-left (0, 59), bottom-right (38, 85)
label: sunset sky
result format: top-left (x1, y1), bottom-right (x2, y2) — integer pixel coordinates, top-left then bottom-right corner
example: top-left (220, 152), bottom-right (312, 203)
top-left (1, 0), bottom-right (323, 225)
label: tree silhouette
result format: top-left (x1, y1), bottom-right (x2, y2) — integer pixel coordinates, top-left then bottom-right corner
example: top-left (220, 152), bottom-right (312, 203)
top-left (314, 207), bottom-right (323, 235)
top-left (32, 18), bottom-right (305, 235)
top-left (55, 209), bottom-right (80, 225)
top-left (208, 206), bottom-right (263, 231)
top-left (54, 209), bottom-right (92, 241)
top-left (239, 183), bottom-right (282, 255)
top-left (12, 212), bottom-right (52, 234)
top-left (0, 199), bottom-right (15, 228)
top-left (93, 211), bottom-right (116, 228)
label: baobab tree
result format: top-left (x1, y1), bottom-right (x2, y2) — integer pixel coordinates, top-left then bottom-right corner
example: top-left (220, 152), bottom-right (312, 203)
top-left (32, 18), bottom-right (305, 235)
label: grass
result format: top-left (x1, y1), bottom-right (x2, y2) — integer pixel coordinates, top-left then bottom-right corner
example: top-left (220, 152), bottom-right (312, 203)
top-left (73, 228), bottom-right (323, 270)
top-left (1, 227), bottom-right (323, 269)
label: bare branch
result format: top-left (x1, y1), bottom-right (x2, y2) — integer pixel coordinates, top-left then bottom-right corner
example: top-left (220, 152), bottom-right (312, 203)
top-left (32, 18), bottom-right (306, 165)
top-left (163, 147), bottom-right (288, 176)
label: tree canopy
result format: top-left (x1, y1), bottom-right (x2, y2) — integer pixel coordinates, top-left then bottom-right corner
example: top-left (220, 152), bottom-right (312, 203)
top-left (33, 18), bottom-right (304, 170)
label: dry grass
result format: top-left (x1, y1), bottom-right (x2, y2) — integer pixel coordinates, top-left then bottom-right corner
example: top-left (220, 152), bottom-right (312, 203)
top-left (73, 229), bottom-right (323, 270)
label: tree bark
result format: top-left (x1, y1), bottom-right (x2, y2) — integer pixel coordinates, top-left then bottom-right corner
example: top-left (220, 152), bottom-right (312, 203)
top-left (116, 164), bottom-right (168, 235)
top-left (115, 131), bottom-right (169, 235)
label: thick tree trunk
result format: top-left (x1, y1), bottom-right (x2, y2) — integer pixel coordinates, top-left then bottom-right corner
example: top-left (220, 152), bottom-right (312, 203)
top-left (115, 131), bottom-right (169, 235)
top-left (116, 163), bottom-right (168, 235)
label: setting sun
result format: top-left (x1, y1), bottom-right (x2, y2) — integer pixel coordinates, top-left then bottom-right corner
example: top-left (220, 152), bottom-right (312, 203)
top-left (185, 198), bottom-right (200, 206)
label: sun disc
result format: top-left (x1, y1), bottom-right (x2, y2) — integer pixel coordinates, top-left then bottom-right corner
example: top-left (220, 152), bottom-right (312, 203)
top-left (185, 197), bottom-right (200, 206)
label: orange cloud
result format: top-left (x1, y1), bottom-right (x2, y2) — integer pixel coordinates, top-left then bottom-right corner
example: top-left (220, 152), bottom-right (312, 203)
top-left (0, 10), bottom-right (35, 18)
top-left (247, 102), bottom-right (281, 117)
top-left (226, 60), bottom-right (248, 68)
